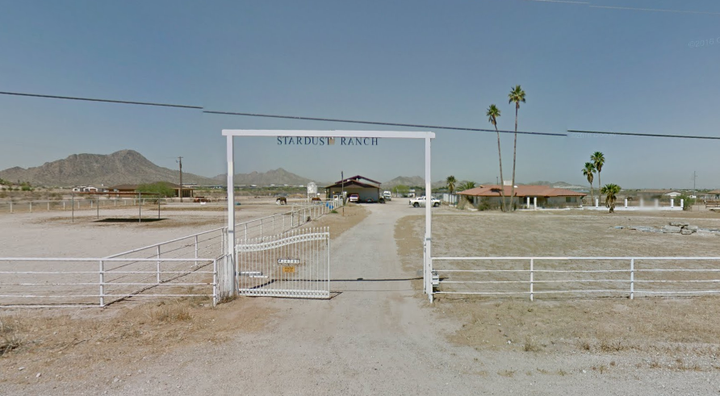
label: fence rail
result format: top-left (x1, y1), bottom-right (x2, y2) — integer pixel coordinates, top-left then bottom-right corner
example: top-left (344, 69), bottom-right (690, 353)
top-left (432, 257), bottom-right (720, 300)
top-left (0, 257), bottom-right (218, 307)
top-left (0, 200), bottom-right (339, 307)
top-left (0, 198), bottom-right (159, 214)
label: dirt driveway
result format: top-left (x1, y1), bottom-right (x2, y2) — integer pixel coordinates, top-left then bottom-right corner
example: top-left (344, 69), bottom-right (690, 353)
top-left (2, 203), bottom-right (720, 395)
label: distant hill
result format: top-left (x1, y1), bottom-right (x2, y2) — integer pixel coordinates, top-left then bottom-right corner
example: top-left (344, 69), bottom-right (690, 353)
top-left (214, 168), bottom-right (314, 186)
top-left (383, 176), bottom-right (451, 189)
top-left (0, 150), bottom-right (216, 187)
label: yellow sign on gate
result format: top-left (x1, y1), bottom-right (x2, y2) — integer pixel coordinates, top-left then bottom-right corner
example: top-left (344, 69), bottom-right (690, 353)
top-left (282, 266), bottom-right (296, 274)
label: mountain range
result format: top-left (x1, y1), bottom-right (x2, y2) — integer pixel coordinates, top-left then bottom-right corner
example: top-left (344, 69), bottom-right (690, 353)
top-left (0, 150), bottom-right (320, 187)
top-left (0, 150), bottom-right (574, 189)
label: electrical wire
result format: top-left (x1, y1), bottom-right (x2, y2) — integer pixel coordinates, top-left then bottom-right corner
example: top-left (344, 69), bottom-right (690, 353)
top-left (568, 129), bottom-right (720, 140)
top-left (2, 90), bottom-right (717, 141)
top-left (203, 110), bottom-right (566, 137)
top-left (0, 90), bottom-right (202, 110)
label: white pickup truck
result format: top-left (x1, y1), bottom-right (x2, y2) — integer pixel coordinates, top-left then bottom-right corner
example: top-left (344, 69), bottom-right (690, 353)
top-left (409, 196), bottom-right (441, 208)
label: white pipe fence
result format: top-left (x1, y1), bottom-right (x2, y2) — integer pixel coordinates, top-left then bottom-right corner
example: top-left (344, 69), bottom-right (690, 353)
top-left (0, 198), bottom-right (154, 214)
top-left (0, 200), bottom-right (339, 307)
top-left (0, 257), bottom-right (218, 307)
top-left (432, 257), bottom-right (720, 300)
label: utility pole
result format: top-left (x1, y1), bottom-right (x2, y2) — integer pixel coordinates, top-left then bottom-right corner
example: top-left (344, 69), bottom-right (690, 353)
top-left (341, 171), bottom-right (344, 216)
top-left (178, 156), bottom-right (183, 203)
top-left (692, 171), bottom-right (697, 196)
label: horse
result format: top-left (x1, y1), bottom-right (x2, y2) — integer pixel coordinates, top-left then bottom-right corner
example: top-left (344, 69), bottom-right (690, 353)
top-left (276, 196), bottom-right (287, 205)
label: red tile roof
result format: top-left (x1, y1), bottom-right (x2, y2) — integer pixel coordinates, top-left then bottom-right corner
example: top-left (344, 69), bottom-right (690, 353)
top-left (458, 185), bottom-right (586, 198)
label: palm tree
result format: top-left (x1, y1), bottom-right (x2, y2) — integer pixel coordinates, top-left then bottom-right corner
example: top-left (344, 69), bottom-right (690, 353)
top-left (508, 85), bottom-right (526, 211)
top-left (446, 175), bottom-right (457, 195)
top-left (459, 181), bottom-right (476, 191)
top-left (600, 183), bottom-right (621, 213)
top-left (582, 162), bottom-right (596, 205)
top-left (486, 104), bottom-right (506, 211)
top-left (591, 152), bottom-right (605, 192)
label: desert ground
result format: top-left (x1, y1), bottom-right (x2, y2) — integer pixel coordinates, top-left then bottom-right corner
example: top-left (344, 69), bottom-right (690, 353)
top-left (2, 199), bottom-right (720, 395)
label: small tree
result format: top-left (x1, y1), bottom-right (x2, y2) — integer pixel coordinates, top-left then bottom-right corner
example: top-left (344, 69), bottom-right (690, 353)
top-left (137, 182), bottom-right (176, 198)
top-left (678, 193), bottom-right (696, 211)
top-left (600, 183), bottom-right (621, 213)
top-left (393, 184), bottom-right (410, 197)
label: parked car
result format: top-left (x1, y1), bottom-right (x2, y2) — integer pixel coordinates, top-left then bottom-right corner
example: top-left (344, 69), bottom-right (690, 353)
top-left (409, 196), bottom-right (441, 208)
top-left (382, 191), bottom-right (392, 201)
top-left (348, 193), bottom-right (359, 203)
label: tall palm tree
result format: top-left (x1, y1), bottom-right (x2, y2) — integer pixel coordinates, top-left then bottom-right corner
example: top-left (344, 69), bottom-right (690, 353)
top-left (446, 175), bottom-right (457, 195)
top-left (582, 162), bottom-right (596, 205)
top-left (508, 85), bottom-right (526, 211)
top-left (486, 104), bottom-right (506, 211)
top-left (600, 183), bottom-right (621, 213)
top-left (591, 152), bottom-right (605, 192)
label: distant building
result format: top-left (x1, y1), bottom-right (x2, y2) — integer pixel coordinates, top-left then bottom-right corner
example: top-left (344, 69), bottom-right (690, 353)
top-left (108, 183), bottom-right (193, 198)
top-left (459, 185), bottom-right (586, 209)
top-left (325, 175), bottom-right (381, 202)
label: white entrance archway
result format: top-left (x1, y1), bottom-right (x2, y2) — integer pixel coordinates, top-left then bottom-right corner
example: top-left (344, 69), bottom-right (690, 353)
top-left (223, 130), bottom-right (436, 300)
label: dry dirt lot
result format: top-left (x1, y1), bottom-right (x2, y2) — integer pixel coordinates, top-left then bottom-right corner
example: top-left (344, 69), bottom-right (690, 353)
top-left (396, 209), bottom-right (720, 376)
top-left (2, 203), bottom-right (720, 394)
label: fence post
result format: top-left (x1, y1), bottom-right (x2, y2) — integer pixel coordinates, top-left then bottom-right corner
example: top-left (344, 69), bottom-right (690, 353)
top-left (212, 259), bottom-right (218, 306)
top-left (244, 223), bottom-right (248, 241)
top-left (99, 260), bottom-right (105, 307)
top-left (156, 246), bottom-right (161, 284)
top-left (29, 201), bottom-right (32, 213)
top-left (630, 258), bottom-right (635, 300)
top-left (530, 258), bottom-right (534, 302)
top-left (194, 235), bottom-right (199, 267)
top-left (9, 202), bottom-right (12, 213)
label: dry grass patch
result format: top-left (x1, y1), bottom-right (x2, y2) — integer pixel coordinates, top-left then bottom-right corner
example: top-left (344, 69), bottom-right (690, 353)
top-left (0, 319), bottom-right (23, 356)
top-left (0, 296), bottom-right (276, 386)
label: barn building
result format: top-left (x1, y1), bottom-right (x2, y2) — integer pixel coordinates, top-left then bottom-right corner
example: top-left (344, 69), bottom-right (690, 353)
top-left (325, 175), bottom-right (381, 203)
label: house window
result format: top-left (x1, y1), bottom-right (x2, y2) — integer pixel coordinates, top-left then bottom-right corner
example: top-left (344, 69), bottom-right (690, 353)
top-left (566, 197), bottom-right (572, 203)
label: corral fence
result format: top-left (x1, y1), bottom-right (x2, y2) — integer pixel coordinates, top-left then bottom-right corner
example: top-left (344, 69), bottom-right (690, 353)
top-left (0, 257), bottom-right (219, 307)
top-left (0, 198), bottom-right (157, 214)
top-left (431, 257), bottom-right (720, 301)
top-left (0, 200), bottom-right (339, 307)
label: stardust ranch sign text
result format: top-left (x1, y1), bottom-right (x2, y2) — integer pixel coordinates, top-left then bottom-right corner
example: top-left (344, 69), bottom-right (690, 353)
top-left (277, 137), bottom-right (379, 146)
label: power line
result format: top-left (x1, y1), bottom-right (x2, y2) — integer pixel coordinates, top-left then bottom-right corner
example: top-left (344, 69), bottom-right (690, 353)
top-left (0, 90), bottom-right (202, 110)
top-left (523, 0), bottom-right (720, 16)
top-left (203, 110), bottom-right (567, 137)
top-left (568, 129), bottom-right (720, 140)
top-left (3, 89), bottom-right (719, 141)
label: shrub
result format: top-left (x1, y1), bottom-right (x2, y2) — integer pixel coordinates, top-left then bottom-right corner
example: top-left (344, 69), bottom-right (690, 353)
top-left (678, 194), bottom-right (695, 210)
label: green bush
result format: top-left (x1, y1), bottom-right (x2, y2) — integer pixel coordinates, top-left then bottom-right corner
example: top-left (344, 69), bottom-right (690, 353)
top-left (137, 182), bottom-right (176, 198)
top-left (678, 194), bottom-right (695, 210)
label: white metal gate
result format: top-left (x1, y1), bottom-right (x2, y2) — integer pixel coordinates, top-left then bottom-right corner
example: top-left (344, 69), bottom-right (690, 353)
top-left (236, 227), bottom-right (330, 298)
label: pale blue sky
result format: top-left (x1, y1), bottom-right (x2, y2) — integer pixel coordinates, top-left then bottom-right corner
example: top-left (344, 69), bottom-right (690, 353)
top-left (1, 0), bottom-right (718, 188)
